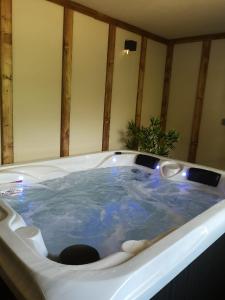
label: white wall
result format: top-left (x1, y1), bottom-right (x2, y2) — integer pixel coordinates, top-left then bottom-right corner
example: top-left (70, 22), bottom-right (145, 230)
top-left (197, 40), bottom-right (225, 170)
top-left (11, 0), bottom-right (167, 163)
top-left (13, 0), bottom-right (63, 162)
top-left (109, 28), bottom-right (141, 150)
top-left (141, 40), bottom-right (166, 127)
top-left (70, 12), bottom-right (108, 155)
top-left (166, 42), bottom-right (201, 161)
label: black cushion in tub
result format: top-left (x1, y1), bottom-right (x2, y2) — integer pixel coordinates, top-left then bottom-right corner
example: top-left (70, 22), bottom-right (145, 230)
top-left (114, 151), bottom-right (122, 155)
top-left (135, 154), bottom-right (160, 169)
top-left (59, 245), bottom-right (100, 265)
top-left (187, 168), bottom-right (221, 187)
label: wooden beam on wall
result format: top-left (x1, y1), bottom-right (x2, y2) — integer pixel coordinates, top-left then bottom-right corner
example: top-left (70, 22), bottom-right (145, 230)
top-left (60, 8), bottom-right (73, 157)
top-left (0, 0), bottom-right (14, 164)
top-left (135, 36), bottom-right (147, 128)
top-left (172, 32), bottom-right (225, 44)
top-left (188, 40), bottom-right (211, 163)
top-left (160, 43), bottom-right (174, 131)
top-left (46, 0), bottom-right (168, 44)
top-left (102, 24), bottom-right (116, 151)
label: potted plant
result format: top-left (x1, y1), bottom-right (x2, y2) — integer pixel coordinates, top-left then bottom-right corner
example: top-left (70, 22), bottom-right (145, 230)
top-left (123, 117), bottom-right (180, 156)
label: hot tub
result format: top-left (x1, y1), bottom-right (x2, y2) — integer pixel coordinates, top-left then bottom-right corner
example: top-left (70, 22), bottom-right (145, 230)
top-left (0, 151), bottom-right (225, 300)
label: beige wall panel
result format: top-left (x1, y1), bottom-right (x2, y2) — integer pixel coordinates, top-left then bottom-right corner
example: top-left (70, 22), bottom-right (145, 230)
top-left (197, 40), bottom-right (225, 170)
top-left (141, 40), bottom-right (166, 127)
top-left (167, 43), bottom-right (201, 161)
top-left (109, 29), bottom-right (141, 150)
top-left (70, 12), bottom-right (108, 155)
top-left (13, 0), bottom-right (63, 162)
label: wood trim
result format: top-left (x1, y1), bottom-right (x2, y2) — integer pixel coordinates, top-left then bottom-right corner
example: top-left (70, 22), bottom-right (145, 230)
top-left (172, 32), bottom-right (225, 44)
top-left (135, 36), bottom-right (147, 128)
top-left (60, 8), bottom-right (73, 157)
top-left (160, 43), bottom-right (174, 131)
top-left (188, 40), bottom-right (211, 163)
top-left (47, 0), bottom-right (225, 45)
top-left (102, 24), bottom-right (116, 151)
top-left (0, 0), bottom-right (14, 164)
top-left (46, 0), bottom-right (168, 44)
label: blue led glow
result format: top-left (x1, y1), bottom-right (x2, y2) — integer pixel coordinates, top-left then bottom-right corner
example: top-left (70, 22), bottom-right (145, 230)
top-left (156, 165), bottom-right (160, 170)
top-left (17, 187), bottom-right (25, 202)
top-left (182, 171), bottom-right (187, 177)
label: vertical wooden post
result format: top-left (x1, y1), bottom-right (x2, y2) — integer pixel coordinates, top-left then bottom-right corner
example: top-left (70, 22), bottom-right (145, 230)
top-left (160, 43), bottom-right (174, 131)
top-left (102, 24), bottom-right (116, 151)
top-left (60, 8), bottom-right (73, 157)
top-left (0, 0), bottom-right (14, 164)
top-left (135, 36), bottom-right (147, 128)
top-left (188, 40), bottom-right (211, 163)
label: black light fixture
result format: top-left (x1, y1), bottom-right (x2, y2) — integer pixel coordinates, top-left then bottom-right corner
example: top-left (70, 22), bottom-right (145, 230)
top-left (124, 40), bottom-right (137, 54)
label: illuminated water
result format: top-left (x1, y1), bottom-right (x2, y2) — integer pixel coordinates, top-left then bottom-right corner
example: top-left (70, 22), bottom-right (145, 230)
top-left (2, 166), bottom-right (224, 257)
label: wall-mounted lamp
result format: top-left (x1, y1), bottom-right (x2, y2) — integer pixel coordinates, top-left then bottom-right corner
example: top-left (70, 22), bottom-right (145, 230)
top-left (123, 40), bottom-right (137, 55)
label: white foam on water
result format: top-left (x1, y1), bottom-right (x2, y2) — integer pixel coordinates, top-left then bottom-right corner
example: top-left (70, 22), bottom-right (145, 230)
top-left (2, 166), bottom-right (224, 258)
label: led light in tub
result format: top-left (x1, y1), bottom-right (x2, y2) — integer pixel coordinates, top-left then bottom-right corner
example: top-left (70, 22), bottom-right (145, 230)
top-left (182, 171), bottom-right (187, 177)
top-left (112, 157), bottom-right (117, 163)
top-left (17, 175), bottom-right (24, 182)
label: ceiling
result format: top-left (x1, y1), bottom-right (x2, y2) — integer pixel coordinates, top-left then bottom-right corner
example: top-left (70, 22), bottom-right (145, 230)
top-left (72, 0), bottom-right (225, 39)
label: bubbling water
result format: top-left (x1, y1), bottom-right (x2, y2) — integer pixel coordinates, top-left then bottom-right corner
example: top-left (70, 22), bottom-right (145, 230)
top-left (2, 166), bottom-right (224, 258)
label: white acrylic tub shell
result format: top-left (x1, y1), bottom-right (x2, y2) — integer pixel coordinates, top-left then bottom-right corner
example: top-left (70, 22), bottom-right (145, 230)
top-left (0, 151), bottom-right (225, 300)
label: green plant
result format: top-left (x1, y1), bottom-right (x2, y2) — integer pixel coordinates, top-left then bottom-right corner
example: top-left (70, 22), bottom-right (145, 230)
top-left (123, 117), bottom-right (180, 156)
